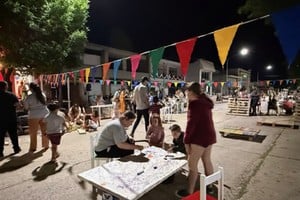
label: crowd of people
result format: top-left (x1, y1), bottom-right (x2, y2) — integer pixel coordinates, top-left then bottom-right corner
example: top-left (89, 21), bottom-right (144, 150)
top-left (5, 77), bottom-right (298, 198)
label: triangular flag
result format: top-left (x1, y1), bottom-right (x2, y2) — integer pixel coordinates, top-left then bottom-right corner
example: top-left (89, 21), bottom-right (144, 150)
top-left (113, 60), bottom-right (122, 81)
top-left (175, 37), bottom-right (197, 77)
top-left (114, 80), bottom-right (117, 85)
top-left (181, 82), bottom-right (185, 87)
top-left (292, 79), bottom-right (297, 84)
top-left (90, 67), bottom-right (97, 83)
top-left (127, 81), bottom-right (131, 86)
top-left (99, 80), bottom-right (103, 85)
top-left (102, 62), bottom-right (111, 82)
top-left (167, 82), bottom-right (172, 87)
top-left (73, 71), bottom-right (79, 84)
top-left (150, 47), bottom-right (165, 79)
top-left (154, 81), bottom-right (158, 87)
top-left (285, 79), bottom-right (290, 84)
top-left (266, 80), bottom-right (270, 86)
top-left (271, 5), bottom-right (300, 66)
top-left (106, 79), bottom-right (111, 85)
top-left (279, 80), bottom-right (283, 85)
top-left (214, 24), bottom-right (240, 67)
top-left (213, 82), bottom-right (218, 88)
top-left (79, 69), bottom-right (85, 82)
top-left (221, 82), bottom-right (225, 87)
top-left (130, 54), bottom-right (142, 80)
top-left (85, 67), bottom-right (90, 83)
top-left (121, 80), bottom-right (124, 86)
top-left (174, 82), bottom-right (178, 87)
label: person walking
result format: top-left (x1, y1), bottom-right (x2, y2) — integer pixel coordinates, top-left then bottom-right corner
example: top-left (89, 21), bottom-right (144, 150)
top-left (176, 82), bottom-right (217, 197)
top-left (130, 76), bottom-right (150, 137)
top-left (0, 81), bottom-right (21, 157)
top-left (23, 82), bottom-right (49, 153)
top-left (43, 103), bottom-right (68, 162)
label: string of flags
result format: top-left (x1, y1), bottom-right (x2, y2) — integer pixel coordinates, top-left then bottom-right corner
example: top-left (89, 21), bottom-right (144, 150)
top-left (36, 5), bottom-right (299, 87)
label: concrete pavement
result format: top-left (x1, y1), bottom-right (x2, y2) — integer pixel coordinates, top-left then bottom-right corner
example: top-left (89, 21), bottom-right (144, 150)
top-left (0, 102), bottom-right (299, 200)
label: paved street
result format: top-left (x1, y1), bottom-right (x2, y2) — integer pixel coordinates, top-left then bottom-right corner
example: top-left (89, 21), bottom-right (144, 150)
top-left (0, 102), bottom-right (299, 200)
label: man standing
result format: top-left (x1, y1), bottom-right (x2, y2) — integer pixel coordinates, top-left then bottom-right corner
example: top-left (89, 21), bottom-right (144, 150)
top-left (0, 81), bottom-right (21, 157)
top-left (130, 77), bottom-right (150, 137)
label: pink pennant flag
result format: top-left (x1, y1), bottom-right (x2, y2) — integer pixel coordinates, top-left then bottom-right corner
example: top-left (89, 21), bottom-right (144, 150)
top-left (121, 80), bottom-right (124, 86)
top-left (220, 82), bottom-right (225, 87)
top-left (106, 79), bottom-right (111, 85)
top-left (233, 81), bottom-right (237, 87)
top-left (175, 37), bottom-right (197, 77)
top-left (279, 80), bottom-right (283, 85)
top-left (201, 82), bottom-right (205, 88)
top-left (130, 54), bottom-right (142, 80)
top-left (213, 82), bottom-right (218, 88)
top-left (292, 79), bottom-right (296, 84)
top-left (154, 81), bottom-right (158, 87)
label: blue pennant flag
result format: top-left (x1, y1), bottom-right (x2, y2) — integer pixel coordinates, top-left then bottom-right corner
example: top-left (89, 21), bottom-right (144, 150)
top-left (113, 60), bottom-right (122, 81)
top-left (271, 5), bottom-right (300, 67)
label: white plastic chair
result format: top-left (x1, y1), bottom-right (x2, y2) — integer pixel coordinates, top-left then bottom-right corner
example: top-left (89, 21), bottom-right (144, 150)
top-left (183, 166), bottom-right (224, 200)
top-left (90, 135), bottom-right (112, 168)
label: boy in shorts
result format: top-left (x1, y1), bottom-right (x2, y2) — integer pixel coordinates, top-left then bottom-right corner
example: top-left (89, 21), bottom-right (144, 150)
top-left (44, 103), bottom-right (68, 162)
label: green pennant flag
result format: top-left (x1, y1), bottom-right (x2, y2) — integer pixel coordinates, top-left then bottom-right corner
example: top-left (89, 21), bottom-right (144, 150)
top-left (73, 71), bottom-right (79, 85)
top-left (150, 47), bottom-right (165, 79)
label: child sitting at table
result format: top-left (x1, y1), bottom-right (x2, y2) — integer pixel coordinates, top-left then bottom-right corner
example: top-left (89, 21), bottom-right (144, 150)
top-left (146, 114), bottom-right (164, 147)
top-left (168, 124), bottom-right (186, 154)
top-left (84, 110), bottom-right (100, 132)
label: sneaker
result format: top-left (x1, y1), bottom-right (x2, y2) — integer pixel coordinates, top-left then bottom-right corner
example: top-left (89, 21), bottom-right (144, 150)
top-left (175, 189), bottom-right (190, 198)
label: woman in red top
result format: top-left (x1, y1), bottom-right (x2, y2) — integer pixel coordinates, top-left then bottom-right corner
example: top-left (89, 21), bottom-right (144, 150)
top-left (177, 82), bottom-right (216, 197)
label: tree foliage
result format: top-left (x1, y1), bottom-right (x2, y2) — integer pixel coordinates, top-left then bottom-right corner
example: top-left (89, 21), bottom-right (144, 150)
top-left (238, 0), bottom-right (300, 18)
top-left (0, 0), bottom-right (89, 74)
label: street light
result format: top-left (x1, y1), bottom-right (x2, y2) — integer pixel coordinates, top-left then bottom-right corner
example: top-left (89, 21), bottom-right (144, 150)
top-left (226, 47), bottom-right (249, 81)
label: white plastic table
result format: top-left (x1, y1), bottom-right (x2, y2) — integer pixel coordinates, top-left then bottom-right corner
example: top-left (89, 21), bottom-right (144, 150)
top-left (78, 147), bottom-right (187, 200)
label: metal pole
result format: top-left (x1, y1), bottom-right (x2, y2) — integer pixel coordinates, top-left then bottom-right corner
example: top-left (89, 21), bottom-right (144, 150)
top-left (67, 76), bottom-right (71, 110)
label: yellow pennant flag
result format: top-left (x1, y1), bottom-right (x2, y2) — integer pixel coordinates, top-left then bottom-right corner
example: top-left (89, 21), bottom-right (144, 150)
top-left (214, 24), bottom-right (240, 67)
top-left (85, 67), bottom-right (90, 83)
top-left (174, 82), bottom-right (178, 87)
top-left (266, 80), bottom-right (270, 86)
top-left (127, 81), bottom-right (131, 86)
top-left (220, 82), bottom-right (225, 87)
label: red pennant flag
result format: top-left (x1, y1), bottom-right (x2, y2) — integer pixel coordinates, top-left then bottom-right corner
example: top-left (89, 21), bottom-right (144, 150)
top-left (79, 69), bottom-right (85, 82)
top-left (213, 82), bottom-right (218, 88)
top-left (130, 54), bottom-right (142, 80)
top-left (175, 37), bottom-right (197, 77)
top-left (102, 63), bottom-right (111, 82)
top-left (167, 82), bottom-right (172, 87)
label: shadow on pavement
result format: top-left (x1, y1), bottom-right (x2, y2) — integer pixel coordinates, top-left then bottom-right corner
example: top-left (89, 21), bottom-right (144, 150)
top-left (0, 150), bottom-right (44, 173)
top-left (32, 161), bottom-right (67, 181)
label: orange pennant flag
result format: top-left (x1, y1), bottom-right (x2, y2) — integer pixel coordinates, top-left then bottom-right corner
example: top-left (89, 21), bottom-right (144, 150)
top-left (102, 63), bottom-right (111, 82)
top-left (214, 24), bottom-right (240, 67)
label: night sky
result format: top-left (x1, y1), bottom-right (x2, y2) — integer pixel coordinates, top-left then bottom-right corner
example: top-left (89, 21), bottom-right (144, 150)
top-left (87, 0), bottom-right (288, 81)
